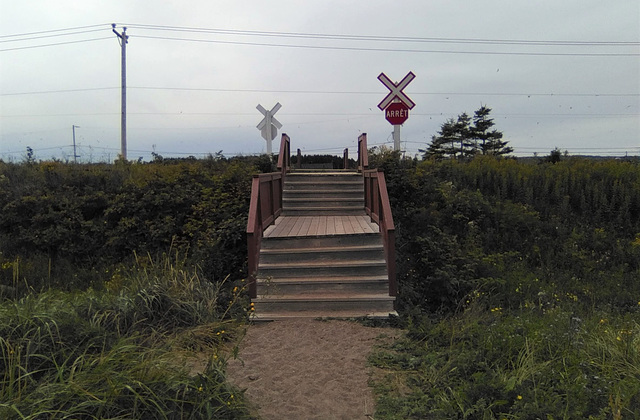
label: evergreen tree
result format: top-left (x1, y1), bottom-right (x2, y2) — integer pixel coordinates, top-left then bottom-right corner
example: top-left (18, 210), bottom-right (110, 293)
top-left (455, 112), bottom-right (476, 158)
top-left (424, 118), bottom-right (458, 159)
top-left (424, 113), bottom-right (475, 160)
top-left (425, 105), bottom-right (513, 159)
top-left (471, 105), bottom-right (513, 156)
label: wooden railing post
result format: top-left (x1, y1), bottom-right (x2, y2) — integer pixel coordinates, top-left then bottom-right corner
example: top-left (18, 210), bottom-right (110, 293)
top-left (343, 148), bottom-right (349, 170)
top-left (277, 133), bottom-right (290, 176)
top-left (358, 133), bottom-right (369, 172)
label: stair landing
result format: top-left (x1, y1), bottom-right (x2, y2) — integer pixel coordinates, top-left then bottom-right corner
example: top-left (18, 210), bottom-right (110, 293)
top-left (263, 215), bottom-right (379, 238)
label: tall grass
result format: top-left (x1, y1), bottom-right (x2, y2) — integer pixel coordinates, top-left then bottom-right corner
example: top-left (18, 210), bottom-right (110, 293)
top-left (0, 254), bottom-right (252, 419)
top-left (370, 303), bottom-right (640, 419)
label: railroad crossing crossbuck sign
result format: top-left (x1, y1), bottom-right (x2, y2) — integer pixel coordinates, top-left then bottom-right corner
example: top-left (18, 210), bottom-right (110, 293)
top-left (256, 103), bottom-right (282, 155)
top-left (377, 71), bottom-right (416, 151)
top-left (377, 71), bottom-right (416, 111)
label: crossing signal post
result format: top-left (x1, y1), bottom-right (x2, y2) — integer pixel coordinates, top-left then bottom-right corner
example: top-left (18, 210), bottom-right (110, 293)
top-left (378, 72), bottom-right (416, 151)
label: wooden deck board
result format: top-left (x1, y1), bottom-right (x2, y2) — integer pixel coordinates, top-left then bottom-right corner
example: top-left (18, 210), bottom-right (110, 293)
top-left (276, 216), bottom-right (297, 237)
top-left (348, 216), bottom-right (362, 234)
top-left (317, 216), bottom-right (327, 236)
top-left (308, 217), bottom-right (320, 236)
top-left (288, 217), bottom-right (306, 237)
top-left (263, 215), bottom-right (379, 238)
top-left (299, 217), bottom-right (313, 236)
top-left (326, 216), bottom-right (336, 235)
top-left (356, 215), bottom-right (377, 233)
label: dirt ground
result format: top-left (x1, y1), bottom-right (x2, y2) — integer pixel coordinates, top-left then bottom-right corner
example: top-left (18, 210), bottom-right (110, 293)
top-left (226, 319), bottom-right (401, 420)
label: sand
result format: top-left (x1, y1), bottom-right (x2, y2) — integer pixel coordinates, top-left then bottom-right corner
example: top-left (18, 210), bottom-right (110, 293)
top-left (226, 319), bottom-right (400, 420)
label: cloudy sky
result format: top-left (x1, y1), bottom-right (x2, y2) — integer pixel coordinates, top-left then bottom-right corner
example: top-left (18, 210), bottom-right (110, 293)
top-left (1, 0), bottom-right (638, 162)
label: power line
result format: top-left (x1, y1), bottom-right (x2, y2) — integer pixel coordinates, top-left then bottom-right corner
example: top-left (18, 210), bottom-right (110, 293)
top-left (2, 22), bottom-right (637, 56)
top-left (134, 34), bottom-right (639, 57)
top-left (0, 87), bottom-right (118, 96)
top-left (0, 37), bottom-right (112, 52)
top-left (2, 86), bottom-right (638, 97)
top-left (0, 24), bottom-right (110, 39)
top-left (3, 143), bottom-right (638, 159)
top-left (131, 86), bottom-right (640, 97)
top-left (125, 23), bottom-right (639, 47)
top-left (3, 112), bottom-right (637, 119)
top-left (0, 28), bottom-right (109, 44)
top-left (4, 22), bottom-right (636, 48)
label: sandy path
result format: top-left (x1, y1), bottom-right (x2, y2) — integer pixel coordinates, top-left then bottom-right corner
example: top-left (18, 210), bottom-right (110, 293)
top-left (226, 319), bottom-right (399, 420)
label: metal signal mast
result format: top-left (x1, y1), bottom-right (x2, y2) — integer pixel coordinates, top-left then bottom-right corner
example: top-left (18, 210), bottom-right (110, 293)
top-left (112, 24), bottom-right (128, 160)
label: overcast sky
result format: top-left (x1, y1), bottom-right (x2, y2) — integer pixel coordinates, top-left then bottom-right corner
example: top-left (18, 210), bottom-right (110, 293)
top-left (1, 0), bottom-right (638, 162)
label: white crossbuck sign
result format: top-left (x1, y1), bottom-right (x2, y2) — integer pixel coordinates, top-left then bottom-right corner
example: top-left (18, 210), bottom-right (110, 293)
top-left (377, 72), bottom-right (416, 110)
top-left (256, 103), bottom-right (282, 154)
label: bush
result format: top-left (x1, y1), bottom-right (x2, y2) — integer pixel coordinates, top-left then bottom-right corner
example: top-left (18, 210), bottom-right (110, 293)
top-left (0, 157), bottom-right (264, 296)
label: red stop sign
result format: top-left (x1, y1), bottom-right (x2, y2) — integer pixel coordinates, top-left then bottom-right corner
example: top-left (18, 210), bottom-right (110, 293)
top-left (385, 102), bottom-right (409, 125)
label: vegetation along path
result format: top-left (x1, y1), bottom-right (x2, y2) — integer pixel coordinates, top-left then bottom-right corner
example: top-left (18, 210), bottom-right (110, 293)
top-left (226, 319), bottom-right (401, 420)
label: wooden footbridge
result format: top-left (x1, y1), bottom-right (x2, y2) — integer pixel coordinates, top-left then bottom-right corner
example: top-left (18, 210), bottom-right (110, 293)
top-left (246, 133), bottom-right (396, 320)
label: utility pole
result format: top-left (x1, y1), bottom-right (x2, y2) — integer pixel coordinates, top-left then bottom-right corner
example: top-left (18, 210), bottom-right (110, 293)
top-left (72, 125), bottom-right (80, 163)
top-left (112, 24), bottom-right (128, 160)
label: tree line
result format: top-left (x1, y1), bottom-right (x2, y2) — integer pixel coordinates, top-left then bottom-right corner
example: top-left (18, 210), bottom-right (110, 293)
top-left (423, 105), bottom-right (513, 159)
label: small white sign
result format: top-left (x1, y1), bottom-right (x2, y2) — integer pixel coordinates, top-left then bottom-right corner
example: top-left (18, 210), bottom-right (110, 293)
top-left (256, 103), bottom-right (282, 153)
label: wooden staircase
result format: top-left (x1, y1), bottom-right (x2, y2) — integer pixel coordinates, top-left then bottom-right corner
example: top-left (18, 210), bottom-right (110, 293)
top-left (252, 170), bottom-right (396, 320)
top-left (282, 170), bottom-right (365, 216)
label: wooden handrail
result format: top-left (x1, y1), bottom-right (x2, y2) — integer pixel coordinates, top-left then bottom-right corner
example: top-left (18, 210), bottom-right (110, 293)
top-left (358, 133), bottom-right (369, 172)
top-left (277, 133), bottom-right (291, 177)
top-left (247, 133), bottom-right (290, 298)
top-left (363, 168), bottom-right (397, 297)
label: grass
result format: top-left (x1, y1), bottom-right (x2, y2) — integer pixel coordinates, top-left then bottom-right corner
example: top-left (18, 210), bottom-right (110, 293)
top-left (370, 302), bottom-right (640, 419)
top-left (0, 254), bottom-right (253, 419)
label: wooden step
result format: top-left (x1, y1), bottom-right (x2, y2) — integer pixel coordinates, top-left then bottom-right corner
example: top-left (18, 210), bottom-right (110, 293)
top-left (284, 177), bottom-right (364, 190)
top-left (262, 233), bottom-right (381, 249)
top-left (252, 293), bottom-right (396, 314)
top-left (282, 207), bottom-right (367, 216)
top-left (260, 244), bottom-right (384, 264)
top-left (257, 275), bottom-right (389, 296)
top-left (251, 311), bottom-right (397, 321)
top-left (284, 175), bottom-right (364, 190)
top-left (258, 259), bottom-right (387, 278)
top-left (283, 190), bottom-right (364, 200)
top-left (291, 169), bottom-right (357, 174)
top-left (282, 198), bottom-right (364, 208)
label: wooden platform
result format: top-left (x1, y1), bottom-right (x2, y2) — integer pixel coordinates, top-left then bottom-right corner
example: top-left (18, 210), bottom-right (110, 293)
top-left (263, 215), bottom-right (379, 238)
